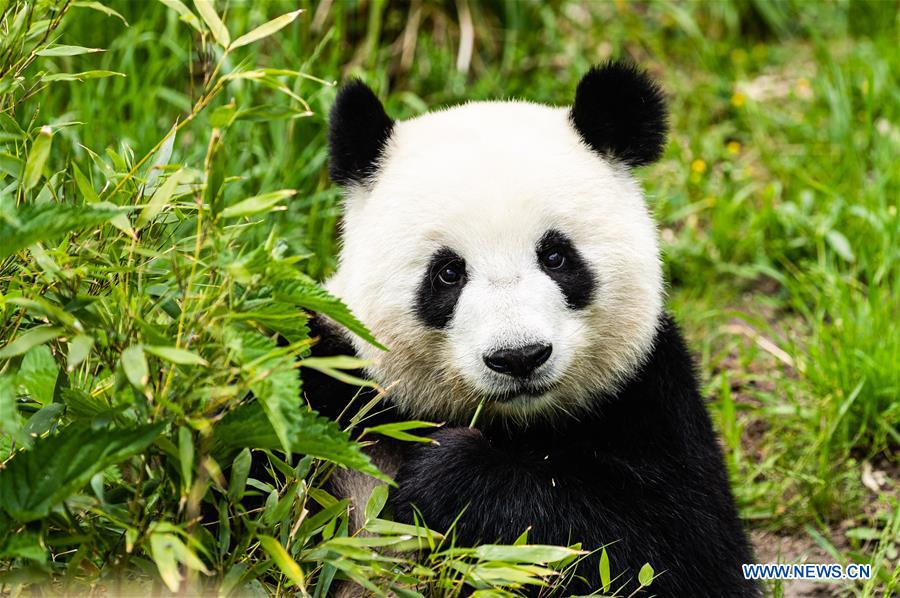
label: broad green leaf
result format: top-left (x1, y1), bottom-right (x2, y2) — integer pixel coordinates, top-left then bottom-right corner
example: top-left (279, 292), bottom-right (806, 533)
top-left (178, 427), bottom-right (193, 490)
top-left (18, 345), bottom-right (58, 405)
top-left (72, 163), bottom-right (99, 203)
top-left (158, 0), bottom-right (203, 32)
top-left (825, 229), bottom-right (855, 263)
top-left (364, 421), bottom-right (440, 443)
top-left (23, 126), bottom-right (52, 190)
top-left (35, 45), bottom-right (104, 56)
top-left (638, 562), bottom-right (655, 587)
top-left (258, 535), bottom-right (305, 589)
top-left (149, 529), bottom-right (209, 592)
top-left (364, 484), bottom-right (388, 521)
top-left (0, 422), bottom-right (163, 521)
top-left (472, 544), bottom-right (583, 564)
top-left (23, 403), bottom-right (65, 438)
top-left (144, 345), bottom-right (208, 366)
top-left (221, 189), bottom-right (296, 219)
top-left (228, 448), bottom-right (251, 500)
top-left (67, 335), bottom-right (94, 370)
top-left (137, 168), bottom-right (185, 228)
top-left (121, 345), bottom-right (149, 389)
top-left (0, 532), bottom-right (46, 563)
top-left (273, 275), bottom-right (384, 349)
top-left (224, 328), bottom-right (299, 453)
top-left (71, 1), bottom-right (129, 24)
top-left (0, 326), bottom-right (63, 359)
top-left (42, 70), bottom-right (125, 82)
top-left (230, 9), bottom-right (303, 50)
top-left (212, 401), bottom-right (389, 482)
top-left (599, 547), bottom-right (611, 593)
top-left (0, 376), bottom-right (28, 448)
top-left (0, 203), bottom-right (124, 260)
top-left (193, 0), bottom-right (230, 48)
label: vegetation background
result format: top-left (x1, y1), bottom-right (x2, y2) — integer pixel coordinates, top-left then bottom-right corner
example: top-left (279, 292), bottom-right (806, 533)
top-left (0, 0), bottom-right (897, 596)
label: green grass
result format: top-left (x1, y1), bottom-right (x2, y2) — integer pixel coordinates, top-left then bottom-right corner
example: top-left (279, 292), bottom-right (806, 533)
top-left (1, 0), bottom-right (898, 595)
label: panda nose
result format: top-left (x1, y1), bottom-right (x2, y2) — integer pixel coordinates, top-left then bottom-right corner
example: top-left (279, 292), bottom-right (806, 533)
top-left (483, 344), bottom-right (553, 378)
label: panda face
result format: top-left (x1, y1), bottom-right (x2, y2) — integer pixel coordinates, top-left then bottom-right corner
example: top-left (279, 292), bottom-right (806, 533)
top-left (326, 64), bottom-right (668, 425)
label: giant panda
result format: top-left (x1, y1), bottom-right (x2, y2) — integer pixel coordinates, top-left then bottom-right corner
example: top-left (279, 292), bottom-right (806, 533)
top-left (302, 61), bottom-right (760, 596)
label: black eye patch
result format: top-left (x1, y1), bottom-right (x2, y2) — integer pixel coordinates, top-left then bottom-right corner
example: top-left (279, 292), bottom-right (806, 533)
top-left (536, 230), bottom-right (595, 310)
top-left (415, 248), bottom-right (467, 329)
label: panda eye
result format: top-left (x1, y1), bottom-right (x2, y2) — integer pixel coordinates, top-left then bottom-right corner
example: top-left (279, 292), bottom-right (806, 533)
top-left (437, 263), bottom-right (464, 285)
top-left (540, 249), bottom-right (566, 270)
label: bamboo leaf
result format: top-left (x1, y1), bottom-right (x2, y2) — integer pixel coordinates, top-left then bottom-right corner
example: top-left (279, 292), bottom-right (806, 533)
top-left (0, 422), bottom-right (164, 521)
top-left (35, 45), bottom-right (104, 56)
top-left (71, 1), bottom-right (129, 25)
top-left (121, 345), bottom-right (149, 389)
top-left (230, 9), bottom-right (304, 50)
top-left (67, 335), bottom-right (94, 370)
top-left (23, 126), bottom-right (52, 190)
top-left (221, 189), bottom-right (296, 219)
top-left (599, 547), bottom-right (611, 593)
top-left (144, 345), bottom-right (208, 366)
top-left (193, 0), bottom-right (230, 48)
top-left (638, 562), bottom-right (655, 587)
top-left (42, 70), bottom-right (125, 82)
top-left (137, 168), bottom-right (185, 228)
top-left (258, 535), bottom-right (305, 589)
top-left (0, 203), bottom-right (124, 260)
top-left (157, 0), bottom-right (203, 32)
top-left (0, 326), bottom-right (63, 359)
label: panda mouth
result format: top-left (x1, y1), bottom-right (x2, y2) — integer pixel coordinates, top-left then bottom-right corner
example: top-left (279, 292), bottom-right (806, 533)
top-left (485, 380), bottom-right (556, 403)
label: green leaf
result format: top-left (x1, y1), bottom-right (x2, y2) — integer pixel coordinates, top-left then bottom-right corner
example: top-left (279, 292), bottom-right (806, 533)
top-left (230, 9), bottom-right (303, 50)
top-left (18, 345), bottom-right (58, 405)
top-left (638, 562), bottom-right (655, 587)
top-left (149, 529), bottom-right (210, 592)
top-left (212, 401), bottom-right (389, 482)
top-left (158, 0), bottom-right (203, 32)
top-left (825, 229), bottom-right (855, 263)
top-left (299, 355), bottom-right (377, 388)
top-left (364, 484), bottom-right (388, 522)
top-left (599, 547), bottom-right (611, 593)
top-left (221, 189), bottom-right (296, 219)
top-left (364, 421), bottom-right (440, 443)
top-left (0, 422), bottom-right (164, 521)
top-left (72, 163), bottom-right (99, 203)
top-left (224, 328), bottom-right (300, 453)
top-left (472, 544), bottom-right (583, 564)
top-left (228, 448), bottom-right (251, 500)
top-left (23, 126), bottom-right (52, 191)
top-left (0, 203), bottom-right (124, 261)
top-left (67, 335), bottom-right (94, 370)
top-left (273, 276), bottom-right (384, 349)
top-left (178, 427), bottom-right (193, 490)
top-left (0, 326), bottom-right (63, 359)
top-left (71, 1), bottom-right (129, 25)
top-left (0, 376), bottom-right (28, 448)
top-left (258, 535), bottom-right (305, 589)
top-left (137, 168), bottom-right (185, 228)
top-left (42, 70), bottom-right (125, 82)
top-left (35, 45), bottom-right (104, 56)
top-left (193, 0), bottom-right (230, 48)
top-left (144, 345), bottom-right (208, 366)
top-left (121, 345), bottom-right (149, 389)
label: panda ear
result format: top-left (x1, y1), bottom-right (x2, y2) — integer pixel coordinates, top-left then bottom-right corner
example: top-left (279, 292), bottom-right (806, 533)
top-left (328, 80), bottom-right (395, 185)
top-left (570, 61), bottom-right (668, 167)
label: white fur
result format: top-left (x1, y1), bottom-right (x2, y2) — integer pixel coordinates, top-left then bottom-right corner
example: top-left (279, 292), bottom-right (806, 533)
top-left (327, 101), bottom-right (663, 424)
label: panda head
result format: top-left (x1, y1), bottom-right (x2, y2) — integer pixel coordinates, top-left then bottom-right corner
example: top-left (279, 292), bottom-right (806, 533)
top-left (325, 62), bottom-right (668, 426)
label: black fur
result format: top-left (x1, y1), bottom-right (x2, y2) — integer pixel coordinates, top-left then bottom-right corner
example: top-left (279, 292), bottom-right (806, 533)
top-left (536, 229), bottom-right (595, 310)
top-left (415, 248), bottom-right (468, 329)
top-left (570, 61), bottom-right (668, 167)
top-left (306, 313), bottom-right (758, 596)
top-left (328, 80), bottom-right (395, 185)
